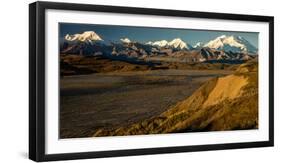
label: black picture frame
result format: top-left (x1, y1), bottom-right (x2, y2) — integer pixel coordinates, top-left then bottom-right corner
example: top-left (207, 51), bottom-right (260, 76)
top-left (29, 1), bottom-right (274, 162)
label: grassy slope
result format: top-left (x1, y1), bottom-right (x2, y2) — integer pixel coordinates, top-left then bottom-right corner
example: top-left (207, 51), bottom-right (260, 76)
top-left (93, 61), bottom-right (258, 137)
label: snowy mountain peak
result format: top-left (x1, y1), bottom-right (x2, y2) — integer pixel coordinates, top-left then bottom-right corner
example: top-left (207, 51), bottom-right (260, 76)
top-left (146, 41), bottom-right (153, 45)
top-left (149, 40), bottom-right (169, 47)
top-left (120, 38), bottom-right (131, 44)
top-left (204, 35), bottom-right (257, 53)
top-left (193, 42), bottom-right (204, 49)
top-left (168, 38), bottom-right (188, 49)
top-left (146, 38), bottom-right (191, 50)
top-left (218, 35), bottom-right (227, 39)
top-left (65, 31), bottom-right (103, 42)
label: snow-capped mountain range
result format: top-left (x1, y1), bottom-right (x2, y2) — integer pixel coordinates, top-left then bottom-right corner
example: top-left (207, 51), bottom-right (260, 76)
top-left (65, 31), bottom-right (103, 43)
top-left (146, 40), bottom-right (168, 47)
top-left (62, 31), bottom-right (258, 56)
top-left (203, 35), bottom-right (258, 54)
top-left (146, 38), bottom-right (192, 50)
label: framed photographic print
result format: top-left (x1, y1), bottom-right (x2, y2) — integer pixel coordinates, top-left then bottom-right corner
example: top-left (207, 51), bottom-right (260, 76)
top-left (29, 1), bottom-right (274, 162)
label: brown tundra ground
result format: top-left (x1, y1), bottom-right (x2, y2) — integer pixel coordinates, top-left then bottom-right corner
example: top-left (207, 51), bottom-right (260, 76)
top-left (60, 69), bottom-right (233, 138)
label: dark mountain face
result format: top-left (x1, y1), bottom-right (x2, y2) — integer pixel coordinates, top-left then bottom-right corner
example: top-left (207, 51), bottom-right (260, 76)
top-left (60, 41), bottom-right (113, 56)
top-left (60, 41), bottom-right (257, 63)
top-left (200, 48), bottom-right (255, 61)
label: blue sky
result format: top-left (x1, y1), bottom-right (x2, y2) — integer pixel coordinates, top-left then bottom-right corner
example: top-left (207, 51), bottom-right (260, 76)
top-left (59, 23), bottom-right (258, 47)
